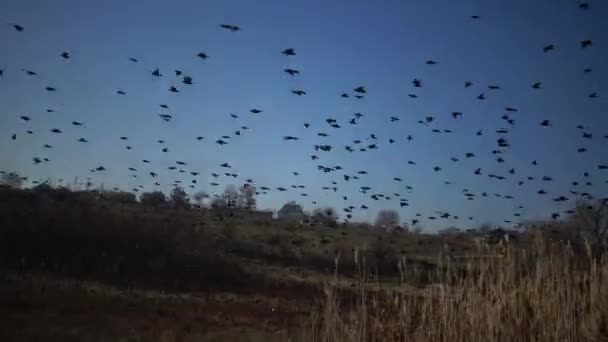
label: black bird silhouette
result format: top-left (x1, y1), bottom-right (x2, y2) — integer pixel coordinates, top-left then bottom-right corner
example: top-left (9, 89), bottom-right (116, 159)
top-left (50, 128), bottom-right (62, 133)
top-left (532, 82), bottom-right (542, 89)
top-left (174, 70), bottom-right (182, 76)
top-left (579, 2), bottom-right (589, 10)
top-left (412, 79), bottom-right (422, 88)
top-left (60, 51), bottom-right (70, 59)
top-left (465, 81), bottom-right (473, 88)
top-left (197, 52), bottom-right (209, 59)
top-left (45, 86), bottom-right (56, 92)
top-left (282, 48), bottom-right (296, 56)
top-left (216, 139), bottom-right (228, 145)
top-left (452, 112), bottom-right (463, 119)
top-left (72, 121), bottom-right (83, 126)
top-left (390, 116), bottom-right (399, 122)
top-left (426, 60), bottom-right (438, 65)
top-left (474, 168), bottom-right (481, 175)
top-left (169, 86), bottom-right (179, 93)
top-left (540, 120), bottom-right (551, 127)
top-left (116, 90), bottom-right (127, 95)
top-left (12, 24), bottom-right (24, 31)
top-left (220, 24), bottom-right (240, 32)
top-left (543, 44), bottom-right (554, 52)
top-left (292, 90), bottom-right (306, 96)
top-left (283, 136), bottom-right (299, 141)
top-left (284, 68), bottom-right (299, 76)
top-left (19, 116), bottom-right (31, 122)
top-left (583, 132), bottom-right (592, 139)
top-left (78, 138), bottom-right (88, 143)
top-left (477, 93), bottom-right (486, 100)
top-left (588, 92), bottom-right (598, 99)
top-left (182, 76), bottom-right (193, 85)
top-left (354, 86), bottom-right (366, 94)
top-left (250, 109), bottom-right (262, 114)
top-left (11, 134), bottom-right (16, 141)
top-left (584, 68), bottom-right (592, 74)
top-left (129, 57), bottom-right (138, 63)
top-left (580, 40), bottom-right (592, 48)
top-left (488, 85), bottom-right (501, 90)
top-left (408, 94), bottom-right (418, 98)
top-left (151, 68), bottom-right (162, 77)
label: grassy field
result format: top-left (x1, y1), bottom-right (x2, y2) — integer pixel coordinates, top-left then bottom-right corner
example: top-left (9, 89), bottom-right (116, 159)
top-left (0, 186), bottom-right (606, 341)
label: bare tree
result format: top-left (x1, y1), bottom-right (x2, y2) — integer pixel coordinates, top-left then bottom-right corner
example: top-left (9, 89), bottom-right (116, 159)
top-left (192, 190), bottom-right (208, 208)
top-left (312, 206), bottom-right (339, 227)
top-left (170, 186), bottom-right (190, 208)
top-left (222, 185), bottom-right (239, 208)
top-left (375, 210), bottom-right (400, 229)
top-left (238, 184), bottom-right (256, 210)
top-left (0, 172), bottom-right (24, 188)
top-left (575, 199), bottom-right (608, 258)
top-left (140, 191), bottom-right (167, 207)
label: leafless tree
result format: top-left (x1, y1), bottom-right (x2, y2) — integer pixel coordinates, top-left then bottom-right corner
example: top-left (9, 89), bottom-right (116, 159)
top-left (192, 190), bottom-right (208, 208)
top-left (375, 210), bottom-right (400, 229)
top-left (238, 184), bottom-right (256, 210)
top-left (170, 186), bottom-right (190, 208)
top-left (575, 199), bottom-right (608, 258)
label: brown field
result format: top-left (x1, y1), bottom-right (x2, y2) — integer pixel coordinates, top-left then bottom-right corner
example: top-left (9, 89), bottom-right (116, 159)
top-left (0, 187), bottom-right (606, 341)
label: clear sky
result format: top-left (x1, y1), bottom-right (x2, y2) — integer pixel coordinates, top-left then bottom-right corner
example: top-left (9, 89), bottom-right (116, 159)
top-left (0, 0), bottom-right (606, 230)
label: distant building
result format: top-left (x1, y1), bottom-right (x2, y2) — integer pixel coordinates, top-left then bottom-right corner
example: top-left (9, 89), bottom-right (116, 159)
top-left (277, 201), bottom-right (306, 223)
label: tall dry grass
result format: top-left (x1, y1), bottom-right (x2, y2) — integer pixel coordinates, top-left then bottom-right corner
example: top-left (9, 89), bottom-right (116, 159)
top-left (301, 238), bottom-right (608, 342)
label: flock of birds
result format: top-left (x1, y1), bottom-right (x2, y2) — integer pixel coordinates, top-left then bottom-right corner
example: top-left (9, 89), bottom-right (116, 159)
top-left (2, 1), bottom-right (607, 227)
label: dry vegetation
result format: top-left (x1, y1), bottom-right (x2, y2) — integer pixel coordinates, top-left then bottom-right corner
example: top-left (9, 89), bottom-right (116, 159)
top-left (0, 185), bottom-right (607, 341)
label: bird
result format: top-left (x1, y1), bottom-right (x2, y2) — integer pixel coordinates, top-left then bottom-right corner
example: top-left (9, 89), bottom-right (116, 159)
top-left (488, 85), bottom-right (501, 90)
top-left (19, 116), bottom-right (31, 122)
top-left (292, 90), bottom-right (306, 96)
top-left (78, 138), bottom-right (88, 143)
top-left (465, 81), bottom-right (473, 88)
top-left (220, 24), bottom-right (240, 32)
top-left (116, 90), bottom-right (127, 95)
top-left (169, 86), bottom-right (179, 93)
top-left (477, 93), bottom-right (486, 100)
top-left (543, 44), bottom-right (554, 52)
top-left (129, 57), bottom-right (138, 63)
top-left (197, 52), bottom-right (209, 59)
top-left (354, 86), bottom-right (366, 94)
top-left (216, 139), bottom-right (228, 145)
top-left (532, 82), bottom-right (542, 89)
top-left (12, 24), bottom-right (24, 31)
top-left (452, 112), bottom-right (463, 119)
top-left (60, 51), bottom-right (70, 59)
top-left (283, 136), bottom-right (299, 141)
top-left (284, 68), bottom-right (300, 76)
top-left (50, 128), bottom-right (62, 133)
top-left (282, 48), bottom-right (296, 56)
top-left (412, 79), bottom-right (422, 88)
top-left (426, 60), bottom-right (438, 65)
top-left (540, 120), bottom-right (551, 127)
top-left (581, 40), bottom-right (592, 48)
top-left (45, 86), bottom-right (56, 92)
top-left (589, 92), bottom-right (598, 99)
top-left (250, 109), bottom-right (262, 114)
top-left (72, 121), bottom-right (83, 126)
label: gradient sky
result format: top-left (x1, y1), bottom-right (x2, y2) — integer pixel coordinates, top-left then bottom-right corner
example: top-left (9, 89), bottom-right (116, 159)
top-left (1, 0), bottom-right (607, 230)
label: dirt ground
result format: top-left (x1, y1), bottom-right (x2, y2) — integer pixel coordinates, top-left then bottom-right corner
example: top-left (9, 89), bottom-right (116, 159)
top-left (0, 272), bottom-right (313, 342)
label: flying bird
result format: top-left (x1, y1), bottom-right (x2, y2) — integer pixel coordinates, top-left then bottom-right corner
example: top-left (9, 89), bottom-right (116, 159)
top-left (282, 48), bottom-right (296, 56)
top-left (220, 24), bottom-right (240, 32)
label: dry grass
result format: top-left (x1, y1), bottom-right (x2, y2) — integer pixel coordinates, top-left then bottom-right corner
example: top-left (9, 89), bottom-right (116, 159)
top-left (300, 239), bottom-right (608, 342)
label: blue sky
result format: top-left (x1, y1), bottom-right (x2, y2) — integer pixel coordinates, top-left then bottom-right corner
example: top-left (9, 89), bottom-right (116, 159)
top-left (0, 0), bottom-right (606, 230)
